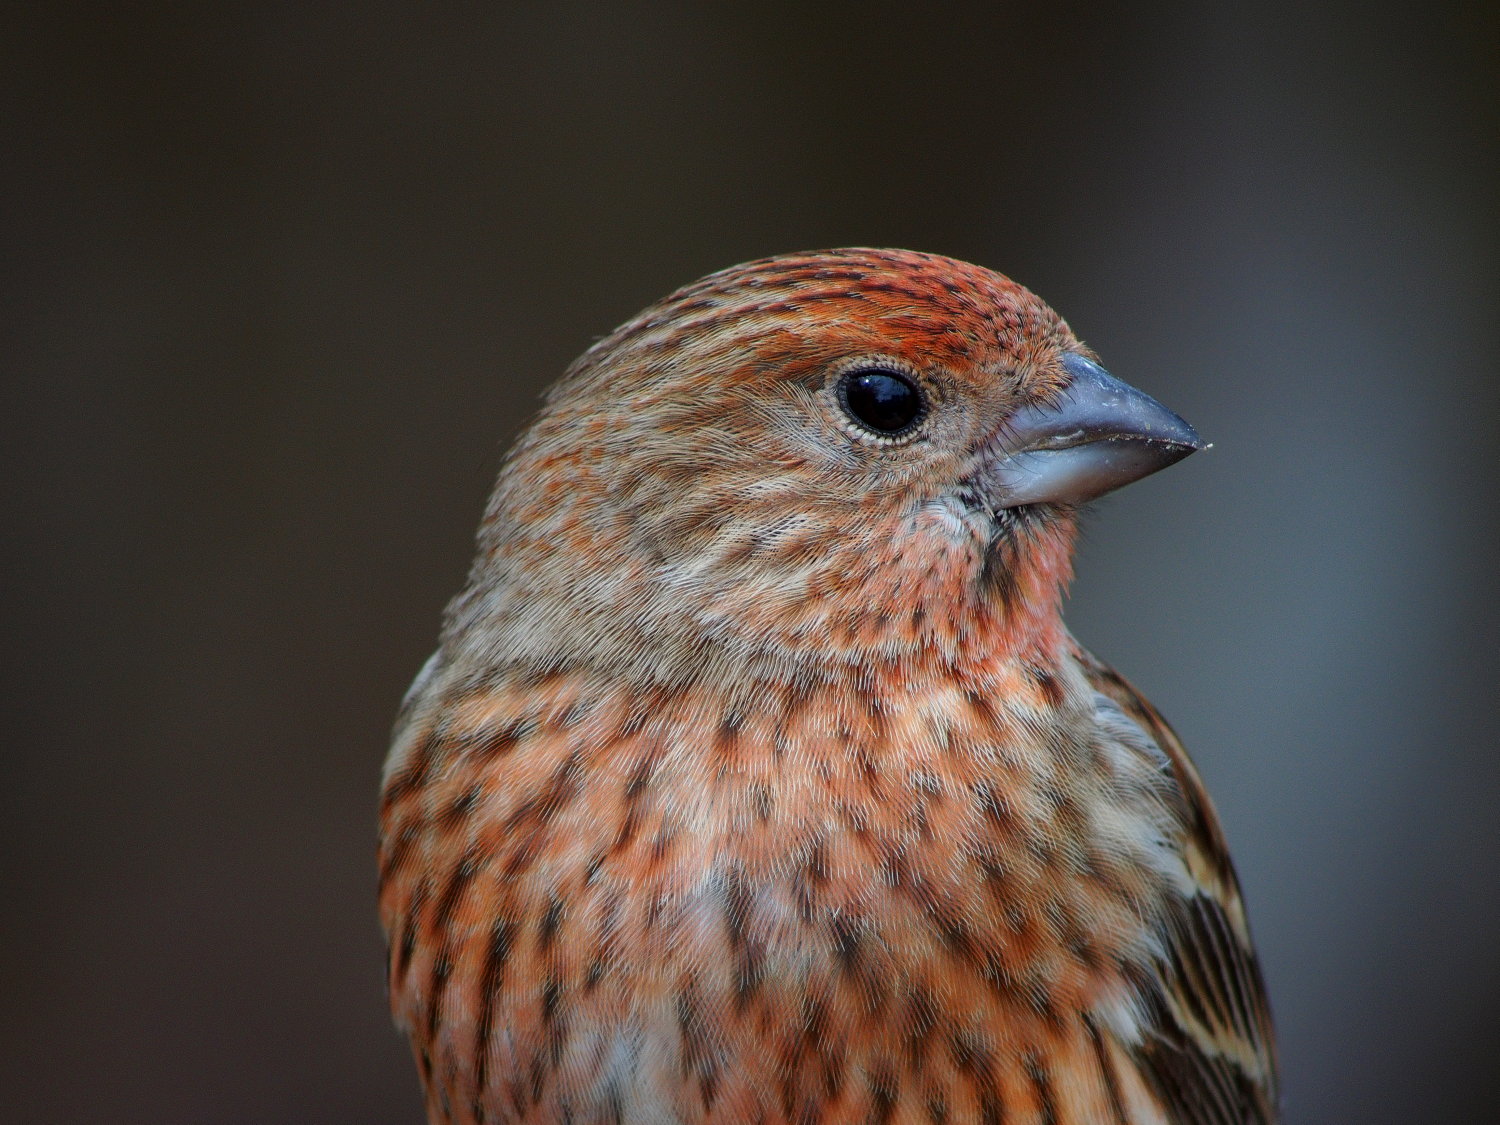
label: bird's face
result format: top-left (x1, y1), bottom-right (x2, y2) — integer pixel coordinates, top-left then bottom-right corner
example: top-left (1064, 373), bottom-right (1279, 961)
top-left (462, 250), bottom-right (1198, 683)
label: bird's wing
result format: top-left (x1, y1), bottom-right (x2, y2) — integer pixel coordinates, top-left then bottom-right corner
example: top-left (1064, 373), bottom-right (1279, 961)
top-left (1077, 647), bottom-right (1281, 1125)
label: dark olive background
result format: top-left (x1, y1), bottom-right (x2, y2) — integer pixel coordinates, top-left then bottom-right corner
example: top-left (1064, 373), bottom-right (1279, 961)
top-left (4, 4), bottom-right (1496, 1123)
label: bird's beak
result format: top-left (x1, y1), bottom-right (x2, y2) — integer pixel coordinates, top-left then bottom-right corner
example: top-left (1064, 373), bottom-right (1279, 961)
top-left (981, 353), bottom-right (1203, 509)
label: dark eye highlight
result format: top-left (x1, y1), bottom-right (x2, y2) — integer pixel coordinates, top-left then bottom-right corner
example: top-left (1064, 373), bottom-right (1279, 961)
top-left (838, 369), bottom-right (925, 437)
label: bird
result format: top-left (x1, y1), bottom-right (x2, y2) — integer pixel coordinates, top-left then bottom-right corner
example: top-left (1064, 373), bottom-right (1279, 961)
top-left (378, 248), bottom-right (1278, 1125)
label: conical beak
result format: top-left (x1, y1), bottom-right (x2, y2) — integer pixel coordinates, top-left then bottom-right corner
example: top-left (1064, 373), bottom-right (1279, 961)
top-left (982, 353), bottom-right (1203, 509)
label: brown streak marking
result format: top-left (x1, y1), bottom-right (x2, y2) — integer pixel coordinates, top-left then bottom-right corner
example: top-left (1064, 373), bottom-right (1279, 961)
top-left (432, 850), bottom-right (479, 938)
top-left (584, 849), bottom-right (606, 883)
top-left (503, 750), bottom-right (582, 836)
top-left (538, 893), bottom-right (563, 950)
top-left (713, 710), bottom-right (745, 777)
top-left (803, 990), bottom-right (844, 1100)
top-left (1082, 1013), bottom-right (1130, 1125)
top-left (804, 837), bottom-right (829, 885)
top-left (1060, 906), bottom-right (1100, 970)
top-left (903, 984), bottom-right (938, 1066)
top-left (610, 805), bottom-right (644, 857)
top-left (382, 726), bottom-right (440, 809)
top-left (646, 826), bottom-right (675, 870)
top-left (620, 704), bottom-right (652, 738)
top-left (1025, 663), bottom-right (1065, 708)
top-left (625, 746), bottom-right (662, 799)
top-left (975, 850), bottom-right (1011, 899)
top-left (1030, 975), bottom-right (1062, 1027)
top-left (867, 1063), bottom-right (898, 1125)
top-left (965, 691), bottom-right (1003, 731)
top-left (1024, 1050), bottom-right (1059, 1125)
top-left (949, 1029), bottom-right (993, 1084)
top-left (424, 938), bottom-right (453, 1053)
top-left (469, 717), bottom-right (538, 764)
top-left (979, 949), bottom-right (1019, 998)
top-left (723, 866), bottom-right (763, 1009)
top-left (886, 851), bottom-right (983, 970)
top-left (830, 912), bottom-right (862, 978)
top-left (392, 878), bottom-right (428, 989)
top-left (501, 821), bottom-right (548, 880)
top-left (540, 973), bottom-right (566, 1077)
top-left (676, 977), bottom-right (721, 1110)
top-left (750, 782), bottom-right (774, 821)
top-left (851, 742), bottom-right (885, 799)
top-left (439, 783), bottom-right (483, 829)
top-left (379, 824), bottom-right (417, 884)
top-left (584, 956), bottom-right (605, 991)
top-left (980, 543), bottom-right (1022, 611)
top-left (472, 917), bottom-right (517, 1109)
top-left (527, 1053), bottom-right (547, 1109)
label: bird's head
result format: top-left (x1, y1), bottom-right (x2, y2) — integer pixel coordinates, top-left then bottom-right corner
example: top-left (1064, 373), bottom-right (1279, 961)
top-left (450, 249), bottom-right (1200, 687)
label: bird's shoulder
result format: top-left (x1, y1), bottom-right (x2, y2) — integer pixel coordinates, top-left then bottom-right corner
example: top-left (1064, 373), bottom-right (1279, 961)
top-left (1073, 643), bottom-right (1280, 1125)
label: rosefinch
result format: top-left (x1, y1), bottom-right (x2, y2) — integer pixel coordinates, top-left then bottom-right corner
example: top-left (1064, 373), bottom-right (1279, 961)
top-left (379, 249), bottom-right (1278, 1124)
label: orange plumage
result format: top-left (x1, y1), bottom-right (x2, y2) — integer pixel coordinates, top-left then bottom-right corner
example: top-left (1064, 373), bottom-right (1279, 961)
top-left (379, 249), bottom-right (1278, 1124)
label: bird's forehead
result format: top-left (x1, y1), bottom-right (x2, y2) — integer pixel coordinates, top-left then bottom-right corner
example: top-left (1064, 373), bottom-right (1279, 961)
top-left (680, 248), bottom-right (1034, 309)
top-left (688, 250), bottom-right (1064, 356)
top-left (549, 250), bottom-right (1081, 415)
top-left (607, 250), bottom-right (1072, 375)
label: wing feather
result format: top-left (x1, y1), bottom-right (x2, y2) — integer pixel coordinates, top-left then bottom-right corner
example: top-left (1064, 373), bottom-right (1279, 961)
top-left (1078, 646), bottom-right (1280, 1124)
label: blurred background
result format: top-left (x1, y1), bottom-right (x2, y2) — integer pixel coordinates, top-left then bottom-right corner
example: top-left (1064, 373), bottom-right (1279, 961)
top-left (3, 2), bottom-right (1495, 1122)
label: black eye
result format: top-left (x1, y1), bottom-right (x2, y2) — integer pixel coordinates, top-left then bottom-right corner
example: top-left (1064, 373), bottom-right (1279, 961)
top-left (838, 369), bottom-right (925, 436)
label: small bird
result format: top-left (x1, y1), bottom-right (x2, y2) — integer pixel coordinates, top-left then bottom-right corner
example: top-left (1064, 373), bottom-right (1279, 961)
top-left (378, 249), bottom-right (1278, 1124)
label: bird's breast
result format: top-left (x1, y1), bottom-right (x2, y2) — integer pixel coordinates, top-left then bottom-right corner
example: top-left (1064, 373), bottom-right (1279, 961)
top-left (379, 661), bottom-right (1180, 1124)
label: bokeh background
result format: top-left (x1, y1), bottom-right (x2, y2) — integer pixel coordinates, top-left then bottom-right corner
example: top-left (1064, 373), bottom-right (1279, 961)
top-left (4, 3), bottom-right (1496, 1123)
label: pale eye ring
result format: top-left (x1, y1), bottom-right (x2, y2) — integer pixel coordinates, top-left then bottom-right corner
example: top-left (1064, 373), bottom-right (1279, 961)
top-left (837, 369), bottom-right (926, 436)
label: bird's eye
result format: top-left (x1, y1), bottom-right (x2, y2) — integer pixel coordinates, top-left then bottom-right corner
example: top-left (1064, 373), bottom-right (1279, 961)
top-left (838, 369), bottom-right (926, 437)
